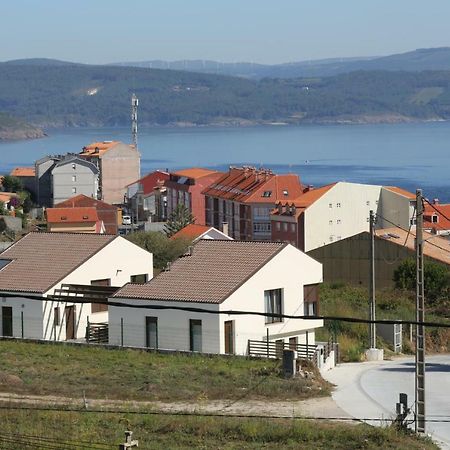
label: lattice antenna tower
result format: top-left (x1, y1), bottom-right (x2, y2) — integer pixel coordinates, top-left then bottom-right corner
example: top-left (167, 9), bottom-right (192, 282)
top-left (131, 93), bottom-right (138, 149)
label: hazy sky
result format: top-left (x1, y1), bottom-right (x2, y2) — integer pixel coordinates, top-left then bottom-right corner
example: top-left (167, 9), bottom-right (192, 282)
top-left (2, 0), bottom-right (449, 64)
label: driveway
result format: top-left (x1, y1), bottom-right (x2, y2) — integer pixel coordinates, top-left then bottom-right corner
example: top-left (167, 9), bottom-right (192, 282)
top-left (323, 355), bottom-right (450, 449)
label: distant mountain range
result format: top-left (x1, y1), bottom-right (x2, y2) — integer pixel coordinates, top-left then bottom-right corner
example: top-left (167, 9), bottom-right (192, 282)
top-left (1, 47), bottom-right (450, 136)
top-left (109, 47), bottom-right (450, 79)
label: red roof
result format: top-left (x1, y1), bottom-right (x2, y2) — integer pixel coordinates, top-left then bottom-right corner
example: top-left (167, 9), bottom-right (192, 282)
top-left (10, 167), bottom-right (35, 177)
top-left (384, 186), bottom-right (415, 200)
top-left (46, 207), bottom-right (99, 224)
top-left (173, 168), bottom-right (220, 180)
top-left (54, 195), bottom-right (118, 234)
top-left (171, 224), bottom-right (212, 240)
top-left (128, 170), bottom-right (170, 195)
top-left (79, 141), bottom-right (120, 157)
top-left (424, 203), bottom-right (450, 231)
top-left (202, 167), bottom-right (303, 204)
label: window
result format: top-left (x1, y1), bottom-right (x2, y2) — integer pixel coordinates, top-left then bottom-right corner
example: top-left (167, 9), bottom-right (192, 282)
top-left (304, 284), bottom-right (319, 316)
top-left (290, 223), bottom-right (296, 233)
top-left (72, 175), bottom-right (77, 182)
top-left (130, 274), bottom-right (148, 283)
top-left (329, 203), bottom-right (332, 208)
top-left (289, 337), bottom-right (297, 350)
top-left (264, 288), bottom-right (283, 323)
top-left (190, 319), bottom-right (202, 352)
top-left (146, 317), bottom-right (158, 349)
top-left (276, 222), bottom-right (281, 231)
top-left (90, 279), bottom-right (110, 313)
top-left (336, 202), bottom-right (341, 208)
top-left (329, 236), bottom-right (334, 242)
top-left (72, 187), bottom-right (77, 194)
top-left (275, 339), bottom-right (284, 357)
top-left (253, 222), bottom-right (271, 233)
top-left (432, 214), bottom-right (439, 223)
top-left (54, 307), bottom-right (60, 326)
top-left (337, 219), bottom-right (341, 224)
top-left (72, 163), bottom-right (76, 170)
top-left (366, 201), bottom-right (370, 206)
top-left (282, 222), bottom-right (288, 232)
top-left (329, 220), bottom-right (333, 225)
top-left (262, 191), bottom-right (272, 198)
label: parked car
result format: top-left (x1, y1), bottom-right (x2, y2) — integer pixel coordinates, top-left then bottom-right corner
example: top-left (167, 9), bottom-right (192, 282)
top-left (122, 215), bottom-right (132, 225)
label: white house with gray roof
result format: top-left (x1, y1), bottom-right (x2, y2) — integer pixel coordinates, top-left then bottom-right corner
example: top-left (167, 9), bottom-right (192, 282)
top-left (0, 232), bottom-right (153, 341)
top-left (109, 240), bottom-right (323, 355)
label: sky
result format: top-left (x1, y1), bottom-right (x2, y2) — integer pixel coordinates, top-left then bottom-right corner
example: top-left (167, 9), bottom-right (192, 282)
top-left (1, 0), bottom-right (450, 65)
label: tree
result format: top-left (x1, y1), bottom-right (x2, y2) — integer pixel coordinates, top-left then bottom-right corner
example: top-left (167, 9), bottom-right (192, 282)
top-left (393, 258), bottom-right (450, 304)
top-left (126, 231), bottom-right (192, 271)
top-left (164, 204), bottom-right (195, 237)
top-left (1, 176), bottom-right (23, 193)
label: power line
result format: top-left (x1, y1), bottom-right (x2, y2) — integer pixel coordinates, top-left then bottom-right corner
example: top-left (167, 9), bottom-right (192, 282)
top-left (1, 404), bottom-right (449, 424)
top-left (1, 290), bottom-right (449, 328)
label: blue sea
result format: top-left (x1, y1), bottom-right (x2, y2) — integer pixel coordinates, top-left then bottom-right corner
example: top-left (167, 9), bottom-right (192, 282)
top-left (0, 122), bottom-right (449, 201)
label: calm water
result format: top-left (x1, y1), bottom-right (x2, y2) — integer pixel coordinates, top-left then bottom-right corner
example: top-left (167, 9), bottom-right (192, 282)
top-left (1, 122), bottom-right (449, 201)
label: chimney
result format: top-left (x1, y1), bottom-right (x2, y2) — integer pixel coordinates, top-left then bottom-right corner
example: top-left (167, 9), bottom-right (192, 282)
top-left (304, 185), bottom-right (314, 193)
top-left (222, 222), bottom-right (229, 236)
top-left (433, 198), bottom-right (439, 205)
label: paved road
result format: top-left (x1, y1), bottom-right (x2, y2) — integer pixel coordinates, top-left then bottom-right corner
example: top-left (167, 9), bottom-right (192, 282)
top-left (323, 355), bottom-right (450, 449)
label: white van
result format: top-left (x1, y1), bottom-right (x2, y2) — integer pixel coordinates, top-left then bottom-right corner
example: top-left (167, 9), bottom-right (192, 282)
top-left (122, 215), bottom-right (132, 225)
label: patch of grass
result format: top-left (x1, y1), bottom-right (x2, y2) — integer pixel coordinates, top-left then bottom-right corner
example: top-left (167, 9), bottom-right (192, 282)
top-left (0, 340), bottom-right (331, 401)
top-left (0, 409), bottom-right (439, 450)
top-left (318, 283), bottom-right (450, 361)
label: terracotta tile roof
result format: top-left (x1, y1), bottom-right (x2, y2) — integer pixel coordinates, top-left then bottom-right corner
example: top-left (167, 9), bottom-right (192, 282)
top-left (10, 167), bottom-right (35, 177)
top-left (79, 141), bottom-right (120, 157)
top-left (0, 192), bottom-right (18, 203)
top-left (127, 170), bottom-right (170, 195)
top-left (46, 207), bottom-right (99, 223)
top-left (424, 203), bottom-right (450, 231)
top-left (173, 168), bottom-right (220, 180)
top-left (202, 167), bottom-right (303, 204)
top-left (383, 186), bottom-right (416, 200)
top-left (171, 224), bottom-right (212, 240)
top-left (375, 227), bottom-right (450, 266)
top-left (115, 240), bottom-right (287, 303)
top-left (54, 195), bottom-right (119, 234)
top-left (0, 232), bottom-right (116, 293)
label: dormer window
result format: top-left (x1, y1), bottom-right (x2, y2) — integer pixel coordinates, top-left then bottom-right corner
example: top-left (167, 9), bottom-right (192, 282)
top-left (432, 214), bottom-right (439, 223)
top-left (283, 190), bottom-right (288, 196)
top-left (262, 191), bottom-right (272, 198)
top-left (61, 216), bottom-right (67, 221)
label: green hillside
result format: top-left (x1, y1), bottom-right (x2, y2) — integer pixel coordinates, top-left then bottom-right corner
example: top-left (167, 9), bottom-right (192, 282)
top-left (0, 112), bottom-right (45, 140)
top-left (1, 62), bottom-right (450, 128)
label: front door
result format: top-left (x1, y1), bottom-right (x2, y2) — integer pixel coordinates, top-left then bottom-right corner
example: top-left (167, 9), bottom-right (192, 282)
top-left (65, 306), bottom-right (76, 340)
top-left (145, 317), bottom-right (158, 349)
top-left (1, 306), bottom-right (13, 337)
top-left (224, 320), bottom-right (234, 354)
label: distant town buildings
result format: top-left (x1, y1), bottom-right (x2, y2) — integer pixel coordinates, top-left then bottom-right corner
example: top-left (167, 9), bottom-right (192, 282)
top-left (271, 182), bottom-right (416, 252)
top-left (79, 141), bottom-right (140, 205)
top-left (203, 166), bottom-right (303, 240)
top-left (46, 207), bottom-right (105, 234)
top-left (165, 168), bottom-right (223, 225)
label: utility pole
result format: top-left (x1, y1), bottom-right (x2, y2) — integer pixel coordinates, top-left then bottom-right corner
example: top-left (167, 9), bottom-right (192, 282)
top-left (415, 189), bottom-right (426, 433)
top-left (119, 430), bottom-right (138, 449)
top-left (369, 209), bottom-right (376, 349)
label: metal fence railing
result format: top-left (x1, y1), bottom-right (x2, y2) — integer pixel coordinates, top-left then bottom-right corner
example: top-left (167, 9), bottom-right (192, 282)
top-left (247, 339), bottom-right (317, 361)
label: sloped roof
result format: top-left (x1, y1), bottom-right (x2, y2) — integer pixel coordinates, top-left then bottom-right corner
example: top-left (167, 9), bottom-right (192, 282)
top-left (202, 167), bottom-right (303, 204)
top-left (46, 207), bottom-right (99, 223)
top-left (173, 168), bottom-right (220, 179)
top-left (424, 203), bottom-right (450, 231)
top-left (54, 155), bottom-right (99, 173)
top-left (54, 195), bottom-right (118, 234)
top-left (170, 224), bottom-right (212, 241)
top-left (375, 227), bottom-right (450, 266)
top-left (127, 170), bottom-right (170, 195)
top-left (0, 232), bottom-right (117, 293)
top-left (79, 141), bottom-right (121, 157)
top-left (115, 240), bottom-right (287, 303)
top-left (10, 167), bottom-right (35, 177)
top-left (0, 192), bottom-right (18, 203)
top-left (383, 186), bottom-right (415, 200)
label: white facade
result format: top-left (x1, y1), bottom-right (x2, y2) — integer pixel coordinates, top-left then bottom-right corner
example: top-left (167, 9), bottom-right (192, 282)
top-left (109, 244), bottom-right (323, 355)
top-left (0, 237), bottom-right (153, 341)
top-left (304, 182), bottom-right (382, 252)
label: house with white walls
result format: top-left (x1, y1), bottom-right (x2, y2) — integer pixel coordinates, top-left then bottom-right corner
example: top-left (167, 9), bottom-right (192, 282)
top-left (271, 182), bottom-right (416, 252)
top-left (109, 240), bottom-right (323, 355)
top-left (0, 232), bottom-right (152, 341)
